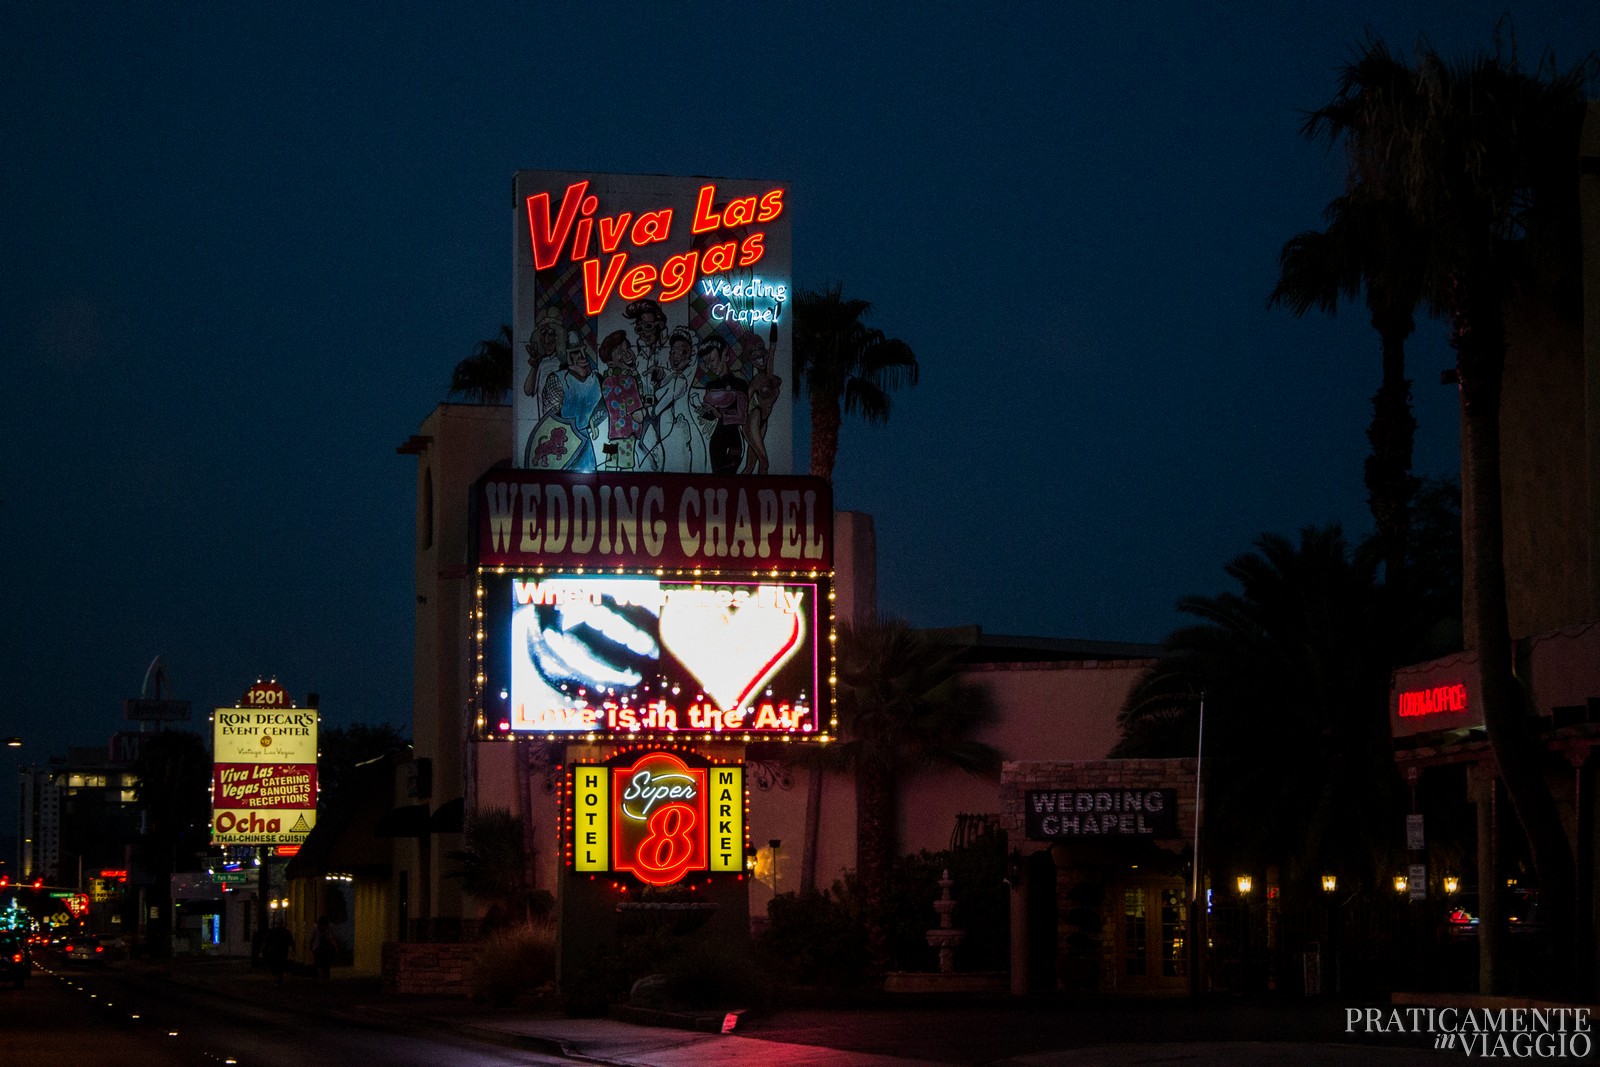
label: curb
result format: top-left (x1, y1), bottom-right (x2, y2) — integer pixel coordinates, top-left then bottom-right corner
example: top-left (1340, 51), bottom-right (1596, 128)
top-left (132, 961), bottom-right (662, 1066)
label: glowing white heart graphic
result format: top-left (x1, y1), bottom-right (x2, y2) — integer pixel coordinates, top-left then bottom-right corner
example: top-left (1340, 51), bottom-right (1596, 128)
top-left (659, 593), bottom-right (804, 711)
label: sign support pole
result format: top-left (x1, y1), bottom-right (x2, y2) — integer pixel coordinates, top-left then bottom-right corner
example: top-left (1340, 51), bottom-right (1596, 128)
top-left (1191, 690), bottom-right (1206, 998)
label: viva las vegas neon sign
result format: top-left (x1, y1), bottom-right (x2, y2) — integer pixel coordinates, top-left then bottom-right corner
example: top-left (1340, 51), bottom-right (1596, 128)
top-left (525, 180), bottom-right (787, 317)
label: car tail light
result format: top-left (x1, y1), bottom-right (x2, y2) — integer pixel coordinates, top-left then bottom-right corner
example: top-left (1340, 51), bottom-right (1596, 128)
top-left (9, 953), bottom-right (20, 963)
top-left (95, 945), bottom-right (104, 953)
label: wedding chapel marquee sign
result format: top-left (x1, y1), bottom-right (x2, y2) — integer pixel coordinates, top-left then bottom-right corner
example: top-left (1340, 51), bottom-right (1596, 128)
top-left (471, 469), bottom-right (833, 742)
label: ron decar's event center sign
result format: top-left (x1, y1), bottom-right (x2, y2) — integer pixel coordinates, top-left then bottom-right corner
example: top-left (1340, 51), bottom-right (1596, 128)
top-left (211, 682), bottom-right (318, 847)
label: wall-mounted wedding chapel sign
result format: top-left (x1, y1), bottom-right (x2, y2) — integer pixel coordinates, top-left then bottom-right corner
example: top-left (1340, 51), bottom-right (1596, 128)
top-left (1025, 789), bottom-right (1179, 840)
top-left (512, 170), bottom-right (793, 478)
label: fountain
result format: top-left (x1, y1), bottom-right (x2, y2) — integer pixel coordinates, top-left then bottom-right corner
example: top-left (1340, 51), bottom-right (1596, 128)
top-left (927, 869), bottom-right (963, 973)
top-left (884, 869), bottom-right (1007, 993)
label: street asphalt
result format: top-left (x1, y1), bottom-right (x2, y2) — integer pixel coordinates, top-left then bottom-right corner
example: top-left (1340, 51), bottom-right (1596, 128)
top-left (110, 955), bottom-right (1593, 1066)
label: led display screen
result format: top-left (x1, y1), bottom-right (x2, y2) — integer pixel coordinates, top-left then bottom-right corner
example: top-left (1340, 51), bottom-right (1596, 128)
top-left (483, 573), bottom-right (825, 738)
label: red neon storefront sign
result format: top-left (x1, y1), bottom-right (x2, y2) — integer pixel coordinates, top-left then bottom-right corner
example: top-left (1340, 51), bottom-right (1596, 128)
top-left (1397, 683), bottom-right (1469, 718)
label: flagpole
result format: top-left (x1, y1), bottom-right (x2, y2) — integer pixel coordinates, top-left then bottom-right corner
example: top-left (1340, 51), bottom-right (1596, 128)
top-left (1190, 690), bottom-right (1206, 998)
top-left (1191, 690), bottom-right (1205, 901)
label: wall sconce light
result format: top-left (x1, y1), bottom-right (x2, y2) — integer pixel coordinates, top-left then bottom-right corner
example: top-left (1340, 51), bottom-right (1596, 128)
top-left (268, 899), bottom-right (279, 910)
top-left (1236, 875), bottom-right (1252, 895)
top-left (1444, 876), bottom-right (1460, 894)
top-left (1393, 875), bottom-right (1409, 894)
top-left (1321, 874), bottom-right (1338, 894)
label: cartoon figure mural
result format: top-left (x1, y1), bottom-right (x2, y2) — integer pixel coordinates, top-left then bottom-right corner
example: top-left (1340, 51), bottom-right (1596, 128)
top-left (739, 327), bottom-right (782, 475)
top-left (697, 334), bottom-right (749, 476)
top-left (639, 325), bottom-right (707, 472)
top-left (523, 329), bottom-right (602, 471)
top-left (513, 171), bottom-right (792, 475)
top-left (624, 299), bottom-right (670, 408)
top-left (596, 329), bottom-right (645, 471)
top-left (523, 307), bottom-right (565, 406)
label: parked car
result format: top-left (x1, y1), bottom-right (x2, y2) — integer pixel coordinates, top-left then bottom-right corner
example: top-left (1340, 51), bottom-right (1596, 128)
top-left (0, 932), bottom-right (30, 986)
top-left (59, 933), bottom-right (108, 966)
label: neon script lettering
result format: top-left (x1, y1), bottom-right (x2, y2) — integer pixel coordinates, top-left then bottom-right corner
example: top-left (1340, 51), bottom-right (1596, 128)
top-left (525, 182), bottom-right (785, 316)
top-left (701, 276), bottom-right (787, 325)
top-left (621, 769), bottom-right (699, 820)
top-left (1397, 684), bottom-right (1469, 718)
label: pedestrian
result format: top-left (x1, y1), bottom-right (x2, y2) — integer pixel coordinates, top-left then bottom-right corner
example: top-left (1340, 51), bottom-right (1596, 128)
top-left (263, 920), bottom-right (293, 986)
top-left (310, 916), bottom-right (339, 981)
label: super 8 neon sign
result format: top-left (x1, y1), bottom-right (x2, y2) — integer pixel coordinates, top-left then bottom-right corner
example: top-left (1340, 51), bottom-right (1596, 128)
top-left (569, 749), bottom-right (745, 887)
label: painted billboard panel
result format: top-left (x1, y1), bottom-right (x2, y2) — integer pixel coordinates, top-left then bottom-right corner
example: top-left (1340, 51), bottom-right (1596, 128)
top-left (512, 171), bottom-right (792, 477)
top-left (482, 572), bottom-right (826, 740)
top-left (211, 684), bottom-right (318, 846)
top-left (476, 469), bottom-right (832, 571)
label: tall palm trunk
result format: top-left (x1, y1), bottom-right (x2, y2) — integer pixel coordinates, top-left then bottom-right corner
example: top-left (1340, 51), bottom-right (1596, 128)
top-left (513, 738), bottom-right (538, 918)
top-left (802, 390), bottom-right (841, 887)
top-left (809, 393), bottom-right (842, 481)
top-left (855, 760), bottom-right (897, 971)
top-left (1455, 275), bottom-right (1576, 991)
top-left (1366, 303), bottom-right (1417, 587)
top-left (800, 754), bottom-right (822, 893)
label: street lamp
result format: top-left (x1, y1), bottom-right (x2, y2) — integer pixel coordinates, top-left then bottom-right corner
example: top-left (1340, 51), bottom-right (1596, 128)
top-left (1393, 874), bottom-right (1409, 894)
top-left (1321, 874), bottom-right (1338, 894)
top-left (1443, 876), bottom-right (1460, 895)
top-left (1236, 875), bottom-right (1253, 896)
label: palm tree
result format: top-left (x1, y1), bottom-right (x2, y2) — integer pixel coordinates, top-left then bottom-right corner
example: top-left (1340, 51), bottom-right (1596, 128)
top-left (1114, 526), bottom-right (1402, 889)
top-left (444, 808), bottom-right (534, 929)
top-left (793, 284), bottom-right (919, 481)
top-left (449, 325), bottom-right (514, 404)
top-left (792, 285), bottom-right (920, 893)
top-left (1271, 187), bottom-right (1432, 585)
top-left (1305, 35), bottom-right (1591, 990)
top-left (130, 730), bottom-right (212, 957)
top-left (832, 618), bottom-right (1001, 970)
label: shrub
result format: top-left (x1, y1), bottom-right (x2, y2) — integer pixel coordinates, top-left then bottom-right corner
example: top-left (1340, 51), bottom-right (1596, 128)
top-left (656, 938), bottom-right (773, 1011)
top-left (755, 885), bottom-right (870, 988)
top-left (757, 834), bottom-right (1011, 986)
top-left (471, 921), bottom-right (557, 1005)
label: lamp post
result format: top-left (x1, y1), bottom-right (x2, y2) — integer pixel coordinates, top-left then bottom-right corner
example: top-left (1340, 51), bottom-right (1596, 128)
top-left (1321, 873), bottom-right (1340, 995)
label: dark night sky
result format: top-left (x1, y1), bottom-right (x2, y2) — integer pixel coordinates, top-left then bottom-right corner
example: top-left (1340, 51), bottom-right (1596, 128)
top-left (3, 2), bottom-right (1596, 786)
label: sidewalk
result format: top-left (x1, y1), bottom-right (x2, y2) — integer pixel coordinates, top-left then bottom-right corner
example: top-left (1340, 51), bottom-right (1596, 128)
top-left (138, 956), bottom-right (1473, 1065)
